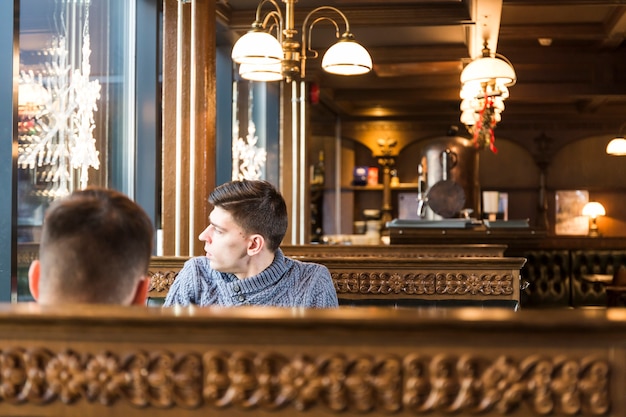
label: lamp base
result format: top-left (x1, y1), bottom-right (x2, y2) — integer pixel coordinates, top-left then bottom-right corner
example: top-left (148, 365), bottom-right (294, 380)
top-left (588, 219), bottom-right (601, 238)
top-left (588, 229), bottom-right (601, 238)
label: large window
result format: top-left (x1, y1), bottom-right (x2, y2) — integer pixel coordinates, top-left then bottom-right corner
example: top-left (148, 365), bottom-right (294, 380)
top-left (15, 0), bottom-right (155, 301)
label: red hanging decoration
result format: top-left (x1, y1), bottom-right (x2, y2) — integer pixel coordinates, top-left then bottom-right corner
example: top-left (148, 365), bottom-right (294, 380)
top-left (472, 87), bottom-right (498, 154)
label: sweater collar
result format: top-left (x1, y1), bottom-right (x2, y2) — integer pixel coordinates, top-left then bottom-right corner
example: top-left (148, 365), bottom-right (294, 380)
top-left (226, 248), bottom-right (289, 293)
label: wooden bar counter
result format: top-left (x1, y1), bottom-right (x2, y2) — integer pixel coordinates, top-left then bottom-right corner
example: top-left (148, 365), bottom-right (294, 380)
top-left (148, 254), bottom-right (525, 309)
top-left (0, 303), bottom-right (622, 416)
top-left (282, 244), bottom-right (508, 258)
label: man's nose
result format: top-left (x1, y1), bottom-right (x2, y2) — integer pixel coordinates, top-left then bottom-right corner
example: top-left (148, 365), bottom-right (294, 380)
top-left (199, 226), bottom-right (211, 242)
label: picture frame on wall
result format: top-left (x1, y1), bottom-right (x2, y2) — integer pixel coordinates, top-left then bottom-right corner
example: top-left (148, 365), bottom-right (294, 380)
top-left (555, 190), bottom-right (589, 235)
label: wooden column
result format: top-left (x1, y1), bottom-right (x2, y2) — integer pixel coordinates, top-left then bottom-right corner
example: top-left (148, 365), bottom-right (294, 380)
top-left (162, 0), bottom-right (216, 256)
top-left (279, 81), bottom-right (309, 245)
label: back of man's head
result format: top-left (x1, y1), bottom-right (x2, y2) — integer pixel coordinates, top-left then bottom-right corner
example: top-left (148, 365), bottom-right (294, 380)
top-left (30, 187), bottom-right (154, 305)
top-left (209, 180), bottom-right (288, 251)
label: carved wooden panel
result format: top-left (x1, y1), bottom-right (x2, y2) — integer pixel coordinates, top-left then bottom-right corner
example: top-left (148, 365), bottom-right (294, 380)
top-left (147, 255), bottom-right (524, 305)
top-left (0, 347), bottom-right (610, 416)
top-left (333, 271), bottom-right (516, 298)
top-left (1, 304), bottom-right (624, 416)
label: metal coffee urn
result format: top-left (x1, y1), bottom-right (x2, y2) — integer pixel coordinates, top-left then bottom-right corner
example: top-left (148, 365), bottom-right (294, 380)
top-left (418, 136), bottom-right (480, 220)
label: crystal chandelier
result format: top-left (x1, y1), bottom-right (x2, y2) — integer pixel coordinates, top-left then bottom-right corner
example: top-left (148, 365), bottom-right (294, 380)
top-left (460, 43), bottom-right (516, 153)
top-left (231, 0), bottom-right (373, 82)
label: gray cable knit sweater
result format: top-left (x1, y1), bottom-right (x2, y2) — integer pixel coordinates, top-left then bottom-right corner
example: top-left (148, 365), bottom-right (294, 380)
top-left (163, 249), bottom-right (339, 308)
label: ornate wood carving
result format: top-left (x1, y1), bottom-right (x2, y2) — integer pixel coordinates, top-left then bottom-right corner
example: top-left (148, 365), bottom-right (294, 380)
top-left (149, 270), bottom-right (517, 300)
top-left (0, 348), bottom-right (609, 415)
top-left (148, 271), bottom-right (178, 294)
top-left (147, 254), bottom-right (524, 305)
top-left (332, 272), bottom-right (515, 297)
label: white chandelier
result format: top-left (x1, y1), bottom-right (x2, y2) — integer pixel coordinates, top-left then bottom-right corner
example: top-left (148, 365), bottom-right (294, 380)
top-left (231, 0), bottom-right (373, 82)
top-left (459, 43), bottom-right (516, 153)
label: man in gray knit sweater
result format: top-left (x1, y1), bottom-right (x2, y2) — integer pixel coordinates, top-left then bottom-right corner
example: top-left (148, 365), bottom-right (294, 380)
top-left (163, 180), bottom-right (338, 308)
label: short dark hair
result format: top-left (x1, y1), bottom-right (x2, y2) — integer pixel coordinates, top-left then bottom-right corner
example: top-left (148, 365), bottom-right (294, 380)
top-left (39, 187), bottom-right (154, 304)
top-left (209, 180), bottom-right (288, 251)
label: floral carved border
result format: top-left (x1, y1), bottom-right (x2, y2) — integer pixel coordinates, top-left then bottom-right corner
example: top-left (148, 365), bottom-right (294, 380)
top-left (149, 271), bottom-right (517, 299)
top-left (148, 271), bottom-right (178, 294)
top-left (332, 272), bottom-right (515, 297)
top-left (0, 348), bottom-right (609, 415)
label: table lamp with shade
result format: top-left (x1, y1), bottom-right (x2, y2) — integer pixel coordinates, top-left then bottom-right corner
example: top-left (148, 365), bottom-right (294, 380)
top-left (582, 202), bottom-right (606, 237)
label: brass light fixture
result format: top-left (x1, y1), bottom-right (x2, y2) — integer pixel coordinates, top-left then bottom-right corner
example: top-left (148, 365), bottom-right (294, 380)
top-left (231, 0), bottom-right (372, 82)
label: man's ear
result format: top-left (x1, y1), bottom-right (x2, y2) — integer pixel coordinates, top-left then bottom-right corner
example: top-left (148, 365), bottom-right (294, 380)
top-left (28, 260), bottom-right (41, 301)
top-left (247, 234), bottom-right (265, 256)
top-left (131, 277), bottom-right (150, 306)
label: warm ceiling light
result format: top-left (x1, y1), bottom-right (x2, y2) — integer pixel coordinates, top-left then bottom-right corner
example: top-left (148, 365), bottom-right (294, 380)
top-left (607, 136), bottom-right (626, 156)
top-left (538, 38), bottom-right (553, 47)
top-left (231, 0), bottom-right (372, 82)
top-left (231, 28), bottom-right (283, 66)
top-left (460, 110), bottom-right (476, 126)
top-left (238, 63), bottom-right (283, 82)
top-left (321, 34), bottom-right (372, 75)
top-left (459, 43), bottom-right (516, 154)
top-left (460, 44), bottom-right (516, 87)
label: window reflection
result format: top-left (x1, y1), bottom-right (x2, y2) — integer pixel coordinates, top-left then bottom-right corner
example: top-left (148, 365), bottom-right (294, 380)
top-left (16, 0), bottom-right (136, 301)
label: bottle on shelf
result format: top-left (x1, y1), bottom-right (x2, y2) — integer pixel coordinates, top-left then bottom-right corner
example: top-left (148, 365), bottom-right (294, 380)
top-left (390, 169), bottom-right (399, 187)
top-left (310, 150), bottom-right (325, 243)
top-left (311, 150), bottom-right (325, 186)
top-left (416, 162), bottom-right (427, 218)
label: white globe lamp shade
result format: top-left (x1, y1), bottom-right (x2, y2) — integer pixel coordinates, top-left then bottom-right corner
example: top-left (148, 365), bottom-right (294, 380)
top-left (582, 202), bottom-right (606, 218)
top-left (239, 63), bottom-right (283, 82)
top-left (498, 84), bottom-right (510, 99)
top-left (232, 30), bottom-right (283, 65)
top-left (461, 55), bottom-right (516, 87)
top-left (606, 137), bottom-right (626, 156)
top-left (460, 110), bottom-right (477, 125)
top-left (460, 81), bottom-right (482, 99)
top-left (322, 37), bottom-right (372, 75)
top-left (492, 97), bottom-right (505, 111)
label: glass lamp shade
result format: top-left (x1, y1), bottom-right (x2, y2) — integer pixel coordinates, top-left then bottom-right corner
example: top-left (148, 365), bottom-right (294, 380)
top-left (606, 136), bottom-right (626, 156)
top-left (460, 99), bottom-right (472, 111)
top-left (322, 38), bottom-right (372, 75)
top-left (460, 81), bottom-right (482, 99)
top-left (231, 30), bottom-right (283, 65)
top-left (498, 85), bottom-right (510, 99)
top-left (460, 110), bottom-right (477, 125)
top-left (239, 63), bottom-right (283, 82)
top-left (492, 97), bottom-right (505, 111)
top-left (460, 55), bottom-right (516, 87)
top-left (582, 202), bottom-right (606, 218)
top-left (460, 80), bottom-right (510, 100)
